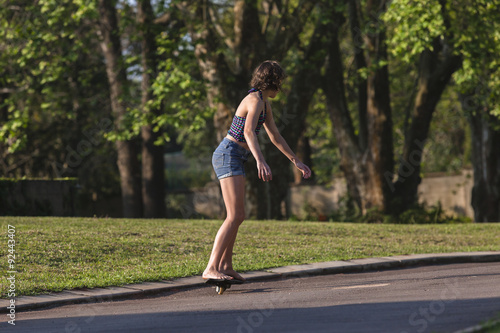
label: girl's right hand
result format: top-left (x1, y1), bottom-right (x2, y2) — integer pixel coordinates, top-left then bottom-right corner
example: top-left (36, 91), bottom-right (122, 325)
top-left (257, 160), bottom-right (272, 182)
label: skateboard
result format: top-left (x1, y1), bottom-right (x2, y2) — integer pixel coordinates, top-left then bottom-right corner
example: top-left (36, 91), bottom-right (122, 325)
top-left (204, 278), bottom-right (244, 295)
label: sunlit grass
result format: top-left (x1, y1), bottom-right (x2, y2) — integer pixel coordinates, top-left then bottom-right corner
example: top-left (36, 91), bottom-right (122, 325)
top-left (0, 217), bottom-right (499, 298)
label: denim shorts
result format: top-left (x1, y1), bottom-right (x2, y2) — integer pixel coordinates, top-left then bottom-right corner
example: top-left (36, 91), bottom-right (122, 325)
top-left (212, 138), bottom-right (252, 180)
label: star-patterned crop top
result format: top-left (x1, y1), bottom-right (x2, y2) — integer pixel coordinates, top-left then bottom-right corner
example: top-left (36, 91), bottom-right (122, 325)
top-left (227, 88), bottom-right (266, 143)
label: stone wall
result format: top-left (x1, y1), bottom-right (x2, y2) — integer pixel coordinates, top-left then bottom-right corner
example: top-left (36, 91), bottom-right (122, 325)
top-left (418, 170), bottom-right (473, 218)
top-left (187, 169), bottom-right (475, 220)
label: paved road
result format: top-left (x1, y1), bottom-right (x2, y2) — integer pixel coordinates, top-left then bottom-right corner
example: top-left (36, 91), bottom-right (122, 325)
top-left (5, 262), bottom-right (500, 333)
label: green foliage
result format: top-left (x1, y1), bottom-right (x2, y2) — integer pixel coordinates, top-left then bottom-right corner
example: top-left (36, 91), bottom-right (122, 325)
top-left (0, 1), bottom-right (119, 205)
top-left (423, 85), bottom-right (471, 172)
top-left (452, 1), bottom-right (500, 119)
top-left (326, 193), bottom-right (360, 223)
top-left (376, 202), bottom-right (471, 224)
top-left (105, 28), bottom-right (215, 153)
top-left (389, 202), bottom-right (472, 224)
top-left (357, 60), bottom-right (389, 80)
top-left (356, 204), bottom-right (471, 224)
top-left (479, 317), bottom-right (500, 333)
top-left (305, 89), bottom-right (342, 184)
top-left (152, 32), bottom-right (215, 157)
top-left (0, 0), bottom-right (214, 207)
top-left (383, 0), bottom-right (445, 62)
top-left (1, 0), bottom-right (497, 221)
top-left (384, 0), bottom-right (500, 119)
top-left (150, 58), bottom-right (213, 145)
top-left (0, 0), bottom-right (98, 152)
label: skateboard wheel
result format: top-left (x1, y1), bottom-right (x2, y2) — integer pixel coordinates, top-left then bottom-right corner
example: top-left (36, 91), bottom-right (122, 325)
top-left (217, 286), bottom-right (226, 295)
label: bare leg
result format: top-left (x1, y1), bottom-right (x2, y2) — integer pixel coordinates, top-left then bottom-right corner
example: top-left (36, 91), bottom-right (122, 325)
top-left (219, 175), bottom-right (247, 280)
top-left (203, 175), bottom-right (246, 280)
top-left (219, 225), bottom-right (246, 281)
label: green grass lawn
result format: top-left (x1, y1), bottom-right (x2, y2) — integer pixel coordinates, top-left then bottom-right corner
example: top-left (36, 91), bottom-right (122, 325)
top-left (480, 316), bottom-right (500, 333)
top-left (486, 323), bottom-right (500, 333)
top-left (0, 217), bottom-right (499, 298)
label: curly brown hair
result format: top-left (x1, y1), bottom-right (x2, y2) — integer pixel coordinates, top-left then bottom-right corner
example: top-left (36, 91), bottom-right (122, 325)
top-left (250, 60), bottom-right (286, 91)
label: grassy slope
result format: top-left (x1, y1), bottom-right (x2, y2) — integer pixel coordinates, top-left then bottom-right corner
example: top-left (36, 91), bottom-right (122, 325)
top-left (0, 217), bottom-right (499, 298)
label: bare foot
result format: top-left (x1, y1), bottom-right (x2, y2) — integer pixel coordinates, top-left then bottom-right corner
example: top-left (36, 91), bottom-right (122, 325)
top-left (220, 269), bottom-right (246, 281)
top-left (202, 268), bottom-right (233, 280)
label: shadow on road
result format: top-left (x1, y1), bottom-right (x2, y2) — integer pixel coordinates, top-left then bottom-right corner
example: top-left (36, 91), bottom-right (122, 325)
top-left (11, 297), bottom-right (500, 333)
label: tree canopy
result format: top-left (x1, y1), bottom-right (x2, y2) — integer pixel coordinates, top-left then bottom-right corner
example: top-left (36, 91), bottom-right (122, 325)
top-left (1, 0), bottom-right (499, 221)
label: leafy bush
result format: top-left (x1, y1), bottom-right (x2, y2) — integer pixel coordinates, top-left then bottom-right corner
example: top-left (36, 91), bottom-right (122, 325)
top-left (298, 194), bottom-right (472, 224)
top-left (388, 202), bottom-right (472, 224)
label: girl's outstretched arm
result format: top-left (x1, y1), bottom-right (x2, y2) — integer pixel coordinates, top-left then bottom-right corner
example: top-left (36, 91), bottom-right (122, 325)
top-left (263, 103), bottom-right (312, 179)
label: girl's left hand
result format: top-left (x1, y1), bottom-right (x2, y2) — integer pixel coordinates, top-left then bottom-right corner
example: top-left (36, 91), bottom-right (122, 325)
top-left (294, 161), bottom-right (312, 179)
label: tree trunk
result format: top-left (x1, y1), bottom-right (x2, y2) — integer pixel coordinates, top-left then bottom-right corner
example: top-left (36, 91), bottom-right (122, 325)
top-left (363, 0), bottom-right (394, 212)
top-left (391, 43), bottom-right (462, 213)
top-left (324, 3), bottom-right (393, 214)
top-left (348, 0), bottom-right (368, 151)
top-left (254, 8), bottom-right (332, 219)
top-left (97, 0), bottom-right (142, 217)
top-left (137, 0), bottom-right (166, 218)
top-left (461, 93), bottom-right (500, 222)
top-left (324, 10), bottom-right (363, 210)
top-left (324, 1), bottom-right (462, 215)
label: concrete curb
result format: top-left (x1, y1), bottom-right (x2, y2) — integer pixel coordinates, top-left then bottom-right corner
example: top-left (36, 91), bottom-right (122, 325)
top-left (2, 251), bottom-right (500, 313)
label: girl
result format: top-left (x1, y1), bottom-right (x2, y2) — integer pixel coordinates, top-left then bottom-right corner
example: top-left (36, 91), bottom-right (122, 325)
top-left (202, 60), bottom-right (312, 281)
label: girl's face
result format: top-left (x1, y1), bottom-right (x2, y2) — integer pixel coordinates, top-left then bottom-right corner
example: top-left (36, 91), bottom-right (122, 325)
top-left (269, 83), bottom-right (281, 99)
top-left (269, 89), bottom-right (279, 99)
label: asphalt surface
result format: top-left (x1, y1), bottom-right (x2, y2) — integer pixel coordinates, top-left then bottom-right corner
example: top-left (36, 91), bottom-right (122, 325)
top-left (6, 262), bottom-right (500, 333)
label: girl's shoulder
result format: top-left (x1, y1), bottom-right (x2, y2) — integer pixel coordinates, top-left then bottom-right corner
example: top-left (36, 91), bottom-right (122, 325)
top-left (244, 93), bottom-right (265, 110)
top-left (235, 93), bottom-right (264, 117)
